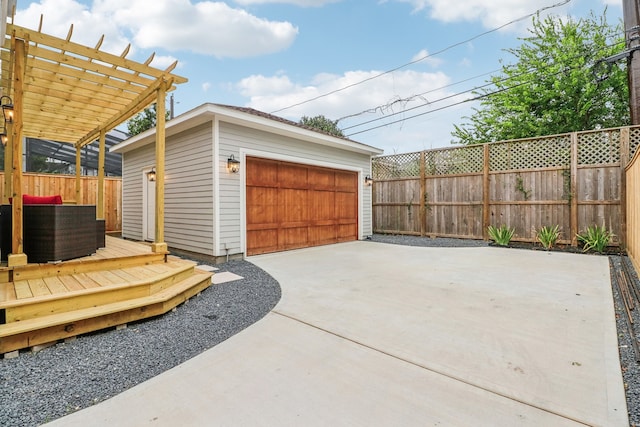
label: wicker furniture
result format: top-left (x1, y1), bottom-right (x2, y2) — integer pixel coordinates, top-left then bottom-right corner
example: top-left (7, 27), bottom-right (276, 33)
top-left (1, 204), bottom-right (105, 263)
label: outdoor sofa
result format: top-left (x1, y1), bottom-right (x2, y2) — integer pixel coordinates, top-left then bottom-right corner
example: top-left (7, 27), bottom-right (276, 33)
top-left (0, 195), bottom-right (105, 263)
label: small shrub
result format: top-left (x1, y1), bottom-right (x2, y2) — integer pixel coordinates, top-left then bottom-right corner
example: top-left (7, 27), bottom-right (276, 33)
top-left (576, 225), bottom-right (613, 253)
top-left (537, 225), bottom-right (560, 250)
top-left (487, 225), bottom-right (515, 246)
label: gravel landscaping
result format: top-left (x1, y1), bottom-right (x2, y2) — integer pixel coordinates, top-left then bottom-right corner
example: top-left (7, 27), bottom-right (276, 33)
top-left (0, 259), bottom-right (281, 427)
top-left (1, 235), bottom-right (639, 425)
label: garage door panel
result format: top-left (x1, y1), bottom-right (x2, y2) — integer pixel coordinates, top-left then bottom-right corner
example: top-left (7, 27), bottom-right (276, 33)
top-left (307, 168), bottom-right (335, 191)
top-left (279, 227), bottom-right (309, 250)
top-left (247, 158), bottom-right (278, 187)
top-left (278, 163), bottom-right (309, 189)
top-left (335, 171), bottom-right (357, 192)
top-left (247, 229), bottom-right (278, 255)
top-left (335, 192), bottom-right (357, 219)
top-left (337, 224), bottom-right (357, 241)
top-left (279, 188), bottom-right (308, 223)
top-left (246, 157), bottom-right (358, 256)
top-left (308, 190), bottom-right (335, 221)
top-left (309, 225), bottom-right (337, 245)
top-left (246, 187), bottom-right (278, 225)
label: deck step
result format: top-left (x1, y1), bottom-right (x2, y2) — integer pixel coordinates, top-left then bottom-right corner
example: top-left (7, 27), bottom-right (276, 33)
top-left (0, 270), bottom-right (213, 353)
top-left (2, 261), bottom-right (199, 323)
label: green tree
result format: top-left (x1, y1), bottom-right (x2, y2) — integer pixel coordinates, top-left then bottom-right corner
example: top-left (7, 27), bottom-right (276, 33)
top-left (299, 115), bottom-right (345, 137)
top-left (126, 104), bottom-right (170, 136)
top-left (452, 11), bottom-right (629, 145)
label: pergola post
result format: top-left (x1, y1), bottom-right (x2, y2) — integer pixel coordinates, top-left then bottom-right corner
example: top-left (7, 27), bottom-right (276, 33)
top-left (151, 80), bottom-right (168, 254)
top-left (97, 129), bottom-right (106, 219)
top-left (8, 37), bottom-right (26, 266)
top-left (3, 120), bottom-right (12, 204)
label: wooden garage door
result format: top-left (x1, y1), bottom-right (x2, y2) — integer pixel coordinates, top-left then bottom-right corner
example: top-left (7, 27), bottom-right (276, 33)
top-left (246, 157), bottom-right (358, 255)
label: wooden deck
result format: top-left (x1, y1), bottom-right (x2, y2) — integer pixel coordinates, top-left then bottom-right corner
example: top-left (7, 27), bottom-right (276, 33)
top-left (0, 236), bottom-right (214, 355)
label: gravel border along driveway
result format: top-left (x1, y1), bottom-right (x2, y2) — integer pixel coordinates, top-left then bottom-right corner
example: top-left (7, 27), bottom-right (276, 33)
top-left (1, 235), bottom-right (638, 426)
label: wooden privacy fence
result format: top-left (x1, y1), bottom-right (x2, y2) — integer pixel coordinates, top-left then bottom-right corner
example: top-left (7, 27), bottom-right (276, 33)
top-left (372, 125), bottom-right (640, 247)
top-left (0, 172), bottom-right (122, 232)
top-left (627, 146), bottom-right (640, 270)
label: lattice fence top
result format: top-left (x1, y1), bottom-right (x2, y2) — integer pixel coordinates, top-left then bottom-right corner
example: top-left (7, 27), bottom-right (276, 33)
top-left (425, 145), bottom-right (483, 175)
top-left (489, 135), bottom-right (571, 172)
top-left (372, 125), bottom-right (640, 180)
top-left (630, 127), bottom-right (640, 160)
top-left (578, 129), bottom-right (620, 165)
top-left (373, 152), bottom-right (421, 179)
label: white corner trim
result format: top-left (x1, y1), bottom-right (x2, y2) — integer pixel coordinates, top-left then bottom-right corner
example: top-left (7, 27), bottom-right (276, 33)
top-left (213, 119), bottom-right (221, 257)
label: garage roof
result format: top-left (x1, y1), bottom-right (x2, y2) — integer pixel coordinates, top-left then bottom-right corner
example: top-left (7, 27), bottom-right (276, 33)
top-left (0, 22), bottom-right (187, 148)
top-left (112, 103), bottom-right (384, 156)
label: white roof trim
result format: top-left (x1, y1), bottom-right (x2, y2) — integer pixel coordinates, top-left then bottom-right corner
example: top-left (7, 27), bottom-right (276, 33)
top-left (111, 103), bottom-right (384, 155)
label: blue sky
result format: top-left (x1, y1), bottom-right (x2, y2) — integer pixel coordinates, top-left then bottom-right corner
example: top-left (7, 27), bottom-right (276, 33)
top-left (15, 0), bottom-right (622, 154)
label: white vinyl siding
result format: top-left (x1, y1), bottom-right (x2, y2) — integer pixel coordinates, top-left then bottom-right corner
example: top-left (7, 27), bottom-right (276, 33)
top-left (121, 123), bottom-right (215, 255)
top-left (121, 145), bottom-right (154, 242)
top-left (218, 121), bottom-right (373, 255)
top-left (164, 124), bottom-right (215, 255)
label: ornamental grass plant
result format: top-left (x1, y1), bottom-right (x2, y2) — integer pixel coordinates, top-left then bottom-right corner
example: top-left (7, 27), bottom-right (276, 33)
top-left (576, 225), bottom-right (613, 253)
top-left (487, 224), bottom-right (515, 246)
top-left (537, 225), bottom-right (560, 250)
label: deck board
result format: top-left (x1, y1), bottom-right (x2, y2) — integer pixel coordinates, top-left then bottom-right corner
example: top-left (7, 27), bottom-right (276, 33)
top-left (85, 271), bottom-right (122, 286)
top-left (14, 280), bottom-right (33, 299)
top-left (0, 282), bottom-right (16, 302)
top-left (58, 275), bottom-right (86, 292)
top-left (29, 278), bottom-right (51, 297)
top-left (71, 273), bottom-right (102, 289)
top-left (44, 276), bottom-right (68, 294)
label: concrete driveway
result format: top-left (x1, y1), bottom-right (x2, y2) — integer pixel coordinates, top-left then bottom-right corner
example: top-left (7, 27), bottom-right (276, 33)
top-left (51, 241), bottom-right (627, 426)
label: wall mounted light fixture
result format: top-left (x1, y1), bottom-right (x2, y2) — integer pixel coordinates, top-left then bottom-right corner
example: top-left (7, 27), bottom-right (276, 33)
top-left (146, 167), bottom-right (156, 182)
top-left (227, 154), bottom-right (240, 173)
top-left (364, 175), bottom-right (373, 186)
top-left (0, 95), bottom-right (13, 124)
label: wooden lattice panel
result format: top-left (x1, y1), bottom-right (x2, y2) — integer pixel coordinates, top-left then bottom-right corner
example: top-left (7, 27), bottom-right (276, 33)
top-left (424, 145), bottom-right (483, 175)
top-left (630, 127), bottom-right (640, 160)
top-left (372, 152), bottom-right (421, 179)
top-left (489, 135), bottom-right (571, 172)
top-left (578, 130), bottom-right (620, 165)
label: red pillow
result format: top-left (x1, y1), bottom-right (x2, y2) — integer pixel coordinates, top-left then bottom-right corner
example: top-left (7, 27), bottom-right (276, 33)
top-left (22, 194), bottom-right (63, 205)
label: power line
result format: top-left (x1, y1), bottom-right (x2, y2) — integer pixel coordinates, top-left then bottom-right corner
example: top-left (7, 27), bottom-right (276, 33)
top-left (345, 40), bottom-right (626, 137)
top-left (336, 68), bottom-right (500, 122)
top-left (339, 28), bottom-right (623, 126)
top-left (269, 0), bottom-right (572, 115)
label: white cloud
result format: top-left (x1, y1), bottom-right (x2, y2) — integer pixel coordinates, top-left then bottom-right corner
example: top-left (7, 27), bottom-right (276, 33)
top-left (150, 55), bottom-right (181, 70)
top-left (15, 0), bottom-right (298, 59)
top-left (202, 82), bottom-right (212, 92)
top-left (412, 49), bottom-right (443, 68)
top-left (15, 0), bottom-right (130, 55)
top-left (236, 69), bottom-right (465, 151)
top-left (393, 0), bottom-right (574, 31)
top-left (234, 0), bottom-right (339, 5)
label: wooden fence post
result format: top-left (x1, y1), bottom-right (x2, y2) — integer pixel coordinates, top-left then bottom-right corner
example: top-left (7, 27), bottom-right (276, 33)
top-left (621, 127), bottom-right (630, 250)
top-left (420, 151), bottom-right (426, 237)
top-left (483, 144), bottom-right (490, 240)
top-left (570, 132), bottom-right (579, 246)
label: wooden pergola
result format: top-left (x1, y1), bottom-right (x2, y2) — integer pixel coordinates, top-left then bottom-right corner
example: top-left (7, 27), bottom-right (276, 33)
top-left (0, 18), bottom-right (187, 266)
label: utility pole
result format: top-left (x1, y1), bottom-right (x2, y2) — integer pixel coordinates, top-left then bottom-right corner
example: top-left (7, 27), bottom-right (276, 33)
top-left (623, 0), bottom-right (640, 124)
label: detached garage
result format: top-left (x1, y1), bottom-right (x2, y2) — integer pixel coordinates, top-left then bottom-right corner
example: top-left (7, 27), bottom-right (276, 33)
top-left (112, 103), bottom-right (383, 262)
